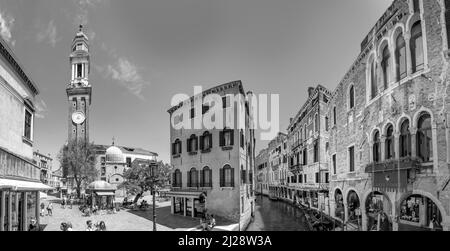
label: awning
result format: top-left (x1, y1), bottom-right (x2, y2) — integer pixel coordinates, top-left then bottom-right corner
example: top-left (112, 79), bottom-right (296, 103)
top-left (0, 178), bottom-right (54, 191)
top-left (95, 192), bottom-right (115, 196)
top-left (165, 190), bottom-right (205, 198)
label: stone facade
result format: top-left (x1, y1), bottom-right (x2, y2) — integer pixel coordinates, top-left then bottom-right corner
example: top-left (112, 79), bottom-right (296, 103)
top-left (267, 133), bottom-right (289, 200)
top-left (167, 81), bottom-right (256, 230)
top-left (0, 35), bottom-right (51, 231)
top-left (286, 85), bottom-right (332, 214)
top-left (256, 148), bottom-right (269, 196)
top-left (94, 144), bottom-right (158, 197)
top-left (327, 0), bottom-right (450, 231)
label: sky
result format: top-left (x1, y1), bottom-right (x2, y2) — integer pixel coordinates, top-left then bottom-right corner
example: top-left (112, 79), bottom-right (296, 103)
top-left (0, 0), bottom-right (393, 169)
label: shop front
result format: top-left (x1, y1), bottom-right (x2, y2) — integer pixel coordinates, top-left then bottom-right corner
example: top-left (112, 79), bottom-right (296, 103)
top-left (365, 191), bottom-right (392, 231)
top-left (347, 190), bottom-right (362, 230)
top-left (334, 189), bottom-right (344, 220)
top-left (167, 191), bottom-right (206, 218)
top-left (399, 194), bottom-right (443, 231)
top-left (0, 180), bottom-right (53, 231)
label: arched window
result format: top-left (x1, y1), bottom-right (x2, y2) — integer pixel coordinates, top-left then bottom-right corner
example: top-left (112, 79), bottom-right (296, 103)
top-left (396, 33), bottom-right (407, 81)
top-left (172, 139), bottom-right (182, 155)
top-left (201, 166), bottom-right (212, 188)
top-left (385, 125), bottom-right (395, 160)
top-left (200, 131), bottom-right (212, 151)
top-left (188, 168), bottom-right (198, 187)
top-left (400, 120), bottom-right (411, 157)
top-left (220, 128), bottom-right (234, 147)
top-left (173, 169), bottom-right (182, 187)
top-left (349, 85), bottom-right (355, 109)
top-left (411, 21), bottom-right (424, 73)
top-left (220, 165), bottom-right (234, 187)
top-left (381, 45), bottom-right (391, 89)
top-left (373, 131), bottom-right (381, 162)
top-left (370, 58), bottom-right (378, 99)
top-left (417, 113), bottom-right (433, 162)
top-left (187, 134), bottom-right (198, 153)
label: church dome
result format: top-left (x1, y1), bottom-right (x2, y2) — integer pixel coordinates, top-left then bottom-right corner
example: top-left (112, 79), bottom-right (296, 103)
top-left (87, 181), bottom-right (115, 191)
top-left (106, 145), bottom-right (124, 163)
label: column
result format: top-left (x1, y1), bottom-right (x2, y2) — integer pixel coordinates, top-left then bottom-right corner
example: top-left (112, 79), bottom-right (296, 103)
top-left (380, 136), bottom-right (387, 161)
top-left (191, 199), bottom-right (195, 218)
top-left (171, 197), bottom-right (175, 214)
top-left (405, 34), bottom-right (413, 76)
top-left (411, 128), bottom-right (417, 158)
top-left (432, 122), bottom-right (439, 175)
top-left (7, 192), bottom-right (12, 231)
top-left (23, 192), bottom-right (28, 232)
top-left (394, 133), bottom-right (400, 159)
top-left (92, 195), bottom-right (96, 209)
top-left (183, 198), bottom-right (187, 217)
top-left (361, 209), bottom-right (368, 231)
top-left (0, 191), bottom-right (4, 231)
top-left (35, 191), bottom-right (40, 228)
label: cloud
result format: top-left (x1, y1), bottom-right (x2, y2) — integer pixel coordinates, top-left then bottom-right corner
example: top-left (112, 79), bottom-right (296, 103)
top-left (104, 57), bottom-right (150, 100)
top-left (0, 9), bottom-right (15, 44)
top-left (35, 99), bottom-right (48, 119)
top-left (74, 0), bottom-right (109, 25)
top-left (36, 20), bottom-right (60, 47)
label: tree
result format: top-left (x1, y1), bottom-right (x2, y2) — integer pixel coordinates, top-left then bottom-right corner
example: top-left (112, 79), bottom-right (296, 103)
top-left (119, 160), bottom-right (173, 204)
top-left (58, 139), bottom-right (98, 198)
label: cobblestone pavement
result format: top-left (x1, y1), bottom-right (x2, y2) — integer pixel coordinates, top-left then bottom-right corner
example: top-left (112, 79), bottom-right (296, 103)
top-left (40, 197), bottom-right (173, 231)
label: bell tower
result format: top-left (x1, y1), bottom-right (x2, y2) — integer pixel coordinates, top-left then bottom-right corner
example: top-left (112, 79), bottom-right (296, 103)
top-left (67, 25), bottom-right (92, 144)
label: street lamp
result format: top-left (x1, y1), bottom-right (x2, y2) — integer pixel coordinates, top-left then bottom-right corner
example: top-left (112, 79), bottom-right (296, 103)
top-left (148, 161), bottom-right (159, 232)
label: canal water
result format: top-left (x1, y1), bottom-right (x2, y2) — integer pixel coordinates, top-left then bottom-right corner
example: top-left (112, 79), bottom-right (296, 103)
top-left (246, 195), bottom-right (310, 231)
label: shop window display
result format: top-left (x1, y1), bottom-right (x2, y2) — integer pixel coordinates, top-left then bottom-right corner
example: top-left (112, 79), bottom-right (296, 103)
top-left (400, 195), bottom-right (443, 230)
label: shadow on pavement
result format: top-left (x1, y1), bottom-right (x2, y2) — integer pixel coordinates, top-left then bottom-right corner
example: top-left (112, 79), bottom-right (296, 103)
top-left (127, 206), bottom-right (236, 230)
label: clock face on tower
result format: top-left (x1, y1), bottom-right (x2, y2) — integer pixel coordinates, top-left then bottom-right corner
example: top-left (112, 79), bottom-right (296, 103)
top-left (72, 111), bottom-right (86, 125)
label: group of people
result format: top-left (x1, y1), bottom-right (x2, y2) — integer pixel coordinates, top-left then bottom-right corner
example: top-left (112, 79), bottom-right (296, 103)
top-left (40, 202), bottom-right (53, 217)
top-left (59, 221), bottom-right (107, 231)
top-left (61, 195), bottom-right (75, 209)
top-left (85, 220), bottom-right (107, 231)
top-left (200, 214), bottom-right (216, 231)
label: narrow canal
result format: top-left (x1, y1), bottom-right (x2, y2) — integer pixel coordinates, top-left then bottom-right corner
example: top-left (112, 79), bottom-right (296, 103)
top-left (246, 195), bottom-right (310, 231)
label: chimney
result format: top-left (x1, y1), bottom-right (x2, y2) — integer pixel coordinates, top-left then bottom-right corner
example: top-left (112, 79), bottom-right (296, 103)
top-left (308, 87), bottom-right (315, 97)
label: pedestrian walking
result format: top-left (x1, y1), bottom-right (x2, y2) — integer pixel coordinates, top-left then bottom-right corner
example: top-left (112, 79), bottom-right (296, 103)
top-left (69, 196), bottom-right (74, 209)
top-left (40, 202), bottom-right (45, 217)
top-left (47, 202), bottom-right (53, 216)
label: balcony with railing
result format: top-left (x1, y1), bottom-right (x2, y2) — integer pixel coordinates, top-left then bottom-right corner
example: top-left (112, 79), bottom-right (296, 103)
top-left (364, 157), bottom-right (421, 191)
top-left (289, 163), bottom-right (303, 174)
top-left (0, 147), bottom-right (41, 182)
